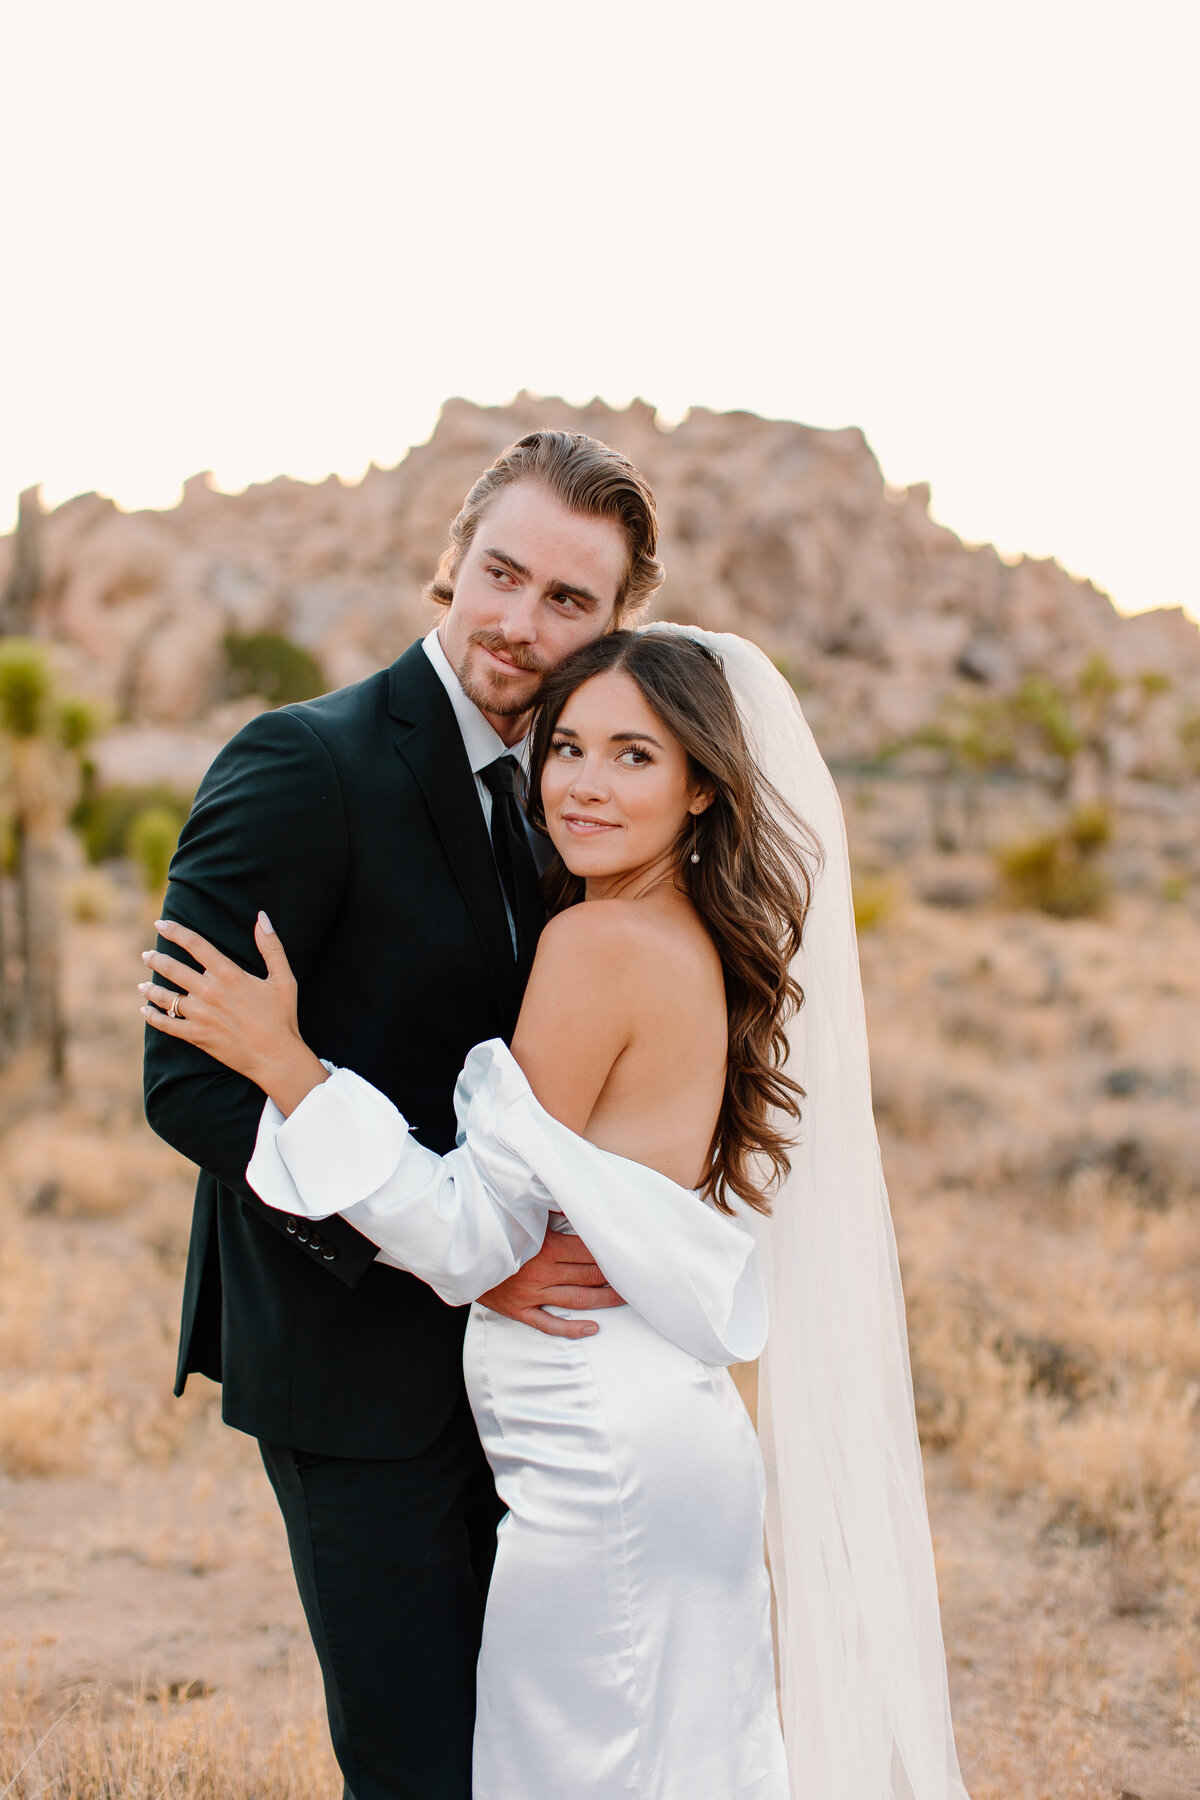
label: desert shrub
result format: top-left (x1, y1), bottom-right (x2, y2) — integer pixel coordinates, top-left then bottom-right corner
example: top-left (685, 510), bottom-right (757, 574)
top-left (66, 870), bottom-right (120, 923)
top-left (910, 696), bottom-right (1018, 776)
top-left (54, 694), bottom-right (98, 751)
top-left (223, 631), bottom-right (325, 706)
top-left (72, 780), bottom-right (191, 865)
top-left (1180, 710), bottom-right (1200, 775)
top-left (1010, 672), bottom-right (1082, 765)
top-left (852, 869), bottom-right (898, 933)
top-left (0, 1371), bottom-right (104, 1477)
top-left (995, 807), bottom-right (1112, 918)
top-left (1065, 800), bottom-right (1110, 850)
top-left (127, 805), bottom-right (182, 894)
top-left (0, 638), bottom-right (51, 737)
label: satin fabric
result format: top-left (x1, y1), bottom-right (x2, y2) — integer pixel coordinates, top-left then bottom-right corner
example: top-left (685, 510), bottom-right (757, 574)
top-left (248, 1041), bottom-right (789, 1798)
top-left (468, 1273), bottom-right (786, 1798)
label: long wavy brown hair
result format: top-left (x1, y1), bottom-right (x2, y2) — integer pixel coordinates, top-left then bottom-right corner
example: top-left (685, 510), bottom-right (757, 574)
top-left (525, 631), bottom-right (821, 1214)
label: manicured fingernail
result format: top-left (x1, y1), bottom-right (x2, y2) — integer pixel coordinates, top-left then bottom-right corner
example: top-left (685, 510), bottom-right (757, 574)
top-left (140, 1006), bottom-right (150, 1017)
top-left (142, 951), bottom-right (152, 963)
top-left (137, 982), bottom-right (148, 994)
top-left (583, 1324), bottom-right (598, 1336)
top-left (154, 920), bottom-right (165, 929)
top-left (258, 911), bottom-right (275, 934)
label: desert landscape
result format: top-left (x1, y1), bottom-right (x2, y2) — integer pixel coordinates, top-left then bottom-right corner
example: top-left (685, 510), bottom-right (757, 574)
top-left (1, 397), bottom-right (1198, 1798)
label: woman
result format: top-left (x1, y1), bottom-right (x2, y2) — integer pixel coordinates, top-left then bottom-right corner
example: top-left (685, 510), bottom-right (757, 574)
top-left (141, 628), bottom-right (970, 1799)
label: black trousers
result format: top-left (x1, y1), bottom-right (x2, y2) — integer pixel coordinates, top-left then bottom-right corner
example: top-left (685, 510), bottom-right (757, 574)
top-left (260, 1392), bottom-right (505, 1800)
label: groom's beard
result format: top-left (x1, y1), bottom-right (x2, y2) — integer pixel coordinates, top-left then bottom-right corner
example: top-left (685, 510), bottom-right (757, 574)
top-left (457, 631), bottom-right (550, 718)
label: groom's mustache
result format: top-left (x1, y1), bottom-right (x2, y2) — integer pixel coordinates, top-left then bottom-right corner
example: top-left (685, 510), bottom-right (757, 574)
top-left (469, 632), bottom-right (549, 678)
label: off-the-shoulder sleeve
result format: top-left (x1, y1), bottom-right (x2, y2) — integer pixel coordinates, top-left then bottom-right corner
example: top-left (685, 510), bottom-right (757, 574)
top-left (479, 1054), bottom-right (767, 1367)
top-left (246, 1052), bottom-right (552, 1306)
top-left (248, 1039), bottom-right (767, 1365)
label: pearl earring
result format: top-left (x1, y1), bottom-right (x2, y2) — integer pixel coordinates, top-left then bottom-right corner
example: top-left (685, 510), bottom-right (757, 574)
top-left (690, 817), bottom-right (700, 864)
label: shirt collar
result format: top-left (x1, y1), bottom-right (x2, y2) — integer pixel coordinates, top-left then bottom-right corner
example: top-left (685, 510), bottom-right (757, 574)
top-left (422, 627), bottom-right (529, 775)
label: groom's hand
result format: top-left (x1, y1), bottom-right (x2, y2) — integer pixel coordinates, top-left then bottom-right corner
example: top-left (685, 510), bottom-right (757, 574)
top-left (479, 1225), bottom-right (625, 1339)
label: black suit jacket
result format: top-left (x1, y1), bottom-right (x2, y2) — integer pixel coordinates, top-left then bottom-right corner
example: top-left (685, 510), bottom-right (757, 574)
top-left (144, 640), bottom-right (530, 1458)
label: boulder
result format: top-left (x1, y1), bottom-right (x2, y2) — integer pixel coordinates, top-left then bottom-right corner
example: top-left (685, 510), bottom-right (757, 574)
top-left (5, 397), bottom-right (1197, 778)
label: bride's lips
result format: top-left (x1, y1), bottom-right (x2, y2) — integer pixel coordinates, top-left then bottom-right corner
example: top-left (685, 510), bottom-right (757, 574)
top-left (561, 813), bottom-right (620, 837)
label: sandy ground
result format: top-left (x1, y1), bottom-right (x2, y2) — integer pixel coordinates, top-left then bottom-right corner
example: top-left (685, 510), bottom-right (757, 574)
top-left (2, 773), bottom-right (1199, 1797)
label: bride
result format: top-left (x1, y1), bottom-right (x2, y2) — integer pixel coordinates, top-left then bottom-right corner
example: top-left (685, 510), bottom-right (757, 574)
top-left (140, 626), bottom-right (970, 1799)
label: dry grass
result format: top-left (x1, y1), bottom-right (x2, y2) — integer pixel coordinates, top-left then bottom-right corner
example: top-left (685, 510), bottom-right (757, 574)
top-left (866, 897), bottom-right (1200, 1634)
top-left (2, 787), bottom-right (1199, 1794)
top-left (0, 1667), bottom-right (337, 1800)
top-left (846, 778), bottom-right (1200, 1793)
top-left (0, 1126), bottom-right (218, 1477)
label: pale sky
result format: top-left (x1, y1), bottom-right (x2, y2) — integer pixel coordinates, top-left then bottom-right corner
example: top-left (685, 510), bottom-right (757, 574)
top-left (2, 0), bottom-right (1197, 621)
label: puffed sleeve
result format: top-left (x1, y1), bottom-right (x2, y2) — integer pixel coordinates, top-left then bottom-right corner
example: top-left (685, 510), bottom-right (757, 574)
top-left (247, 1052), bottom-right (553, 1306)
top-left (484, 1061), bottom-right (767, 1366)
top-left (249, 1040), bottom-right (766, 1365)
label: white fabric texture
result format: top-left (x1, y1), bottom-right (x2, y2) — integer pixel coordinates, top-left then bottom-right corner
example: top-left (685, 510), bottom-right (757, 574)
top-left (466, 1265), bottom-right (786, 1799)
top-left (249, 1037), bottom-right (768, 1367)
top-left (647, 625), bottom-right (970, 1799)
top-left (250, 1038), bottom-right (786, 1798)
top-left (248, 1047), bottom-right (549, 1299)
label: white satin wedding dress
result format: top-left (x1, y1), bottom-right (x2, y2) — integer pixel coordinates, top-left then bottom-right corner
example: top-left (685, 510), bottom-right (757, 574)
top-left (249, 1037), bottom-right (790, 1800)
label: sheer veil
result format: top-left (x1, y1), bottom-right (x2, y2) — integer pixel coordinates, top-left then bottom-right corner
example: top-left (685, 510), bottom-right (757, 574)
top-left (646, 625), bottom-right (970, 1800)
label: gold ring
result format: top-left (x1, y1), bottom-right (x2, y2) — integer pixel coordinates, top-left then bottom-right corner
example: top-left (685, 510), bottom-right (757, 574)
top-left (168, 993), bottom-right (182, 1020)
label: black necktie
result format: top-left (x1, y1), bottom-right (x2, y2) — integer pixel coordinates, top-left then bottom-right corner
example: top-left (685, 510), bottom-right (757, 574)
top-left (479, 755), bottom-right (543, 976)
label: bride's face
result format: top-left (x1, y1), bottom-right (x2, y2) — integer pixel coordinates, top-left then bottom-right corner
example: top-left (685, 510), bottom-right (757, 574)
top-left (540, 670), bottom-right (712, 885)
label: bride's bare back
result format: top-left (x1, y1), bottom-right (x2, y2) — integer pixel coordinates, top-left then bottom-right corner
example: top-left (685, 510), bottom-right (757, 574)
top-left (511, 885), bottom-right (728, 1192)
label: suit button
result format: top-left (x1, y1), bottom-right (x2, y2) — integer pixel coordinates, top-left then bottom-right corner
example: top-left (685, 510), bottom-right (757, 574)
top-left (296, 1225), bottom-right (310, 1244)
top-left (322, 1246), bottom-right (338, 1262)
top-left (286, 1218), bottom-right (297, 1234)
top-left (308, 1232), bottom-right (324, 1252)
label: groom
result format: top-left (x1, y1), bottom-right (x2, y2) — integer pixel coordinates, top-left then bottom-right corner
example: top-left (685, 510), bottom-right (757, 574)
top-left (143, 430), bottom-right (664, 1800)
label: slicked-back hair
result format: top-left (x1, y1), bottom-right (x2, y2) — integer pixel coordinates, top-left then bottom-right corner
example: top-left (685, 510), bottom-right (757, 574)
top-left (425, 431), bottom-right (663, 626)
top-left (526, 630), bottom-right (822, 1215)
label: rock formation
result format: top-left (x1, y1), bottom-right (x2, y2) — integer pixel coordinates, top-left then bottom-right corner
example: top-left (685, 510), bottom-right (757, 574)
top-left (2, 394), bottom-right (1198, 777)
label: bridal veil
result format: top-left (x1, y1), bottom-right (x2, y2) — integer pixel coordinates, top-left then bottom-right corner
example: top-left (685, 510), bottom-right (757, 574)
top-left (648, 625), bottom-right (970, 1800)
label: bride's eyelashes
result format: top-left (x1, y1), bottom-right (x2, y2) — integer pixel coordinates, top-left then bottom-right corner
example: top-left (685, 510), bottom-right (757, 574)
top-left (549, 736), bottom-right (655, 766)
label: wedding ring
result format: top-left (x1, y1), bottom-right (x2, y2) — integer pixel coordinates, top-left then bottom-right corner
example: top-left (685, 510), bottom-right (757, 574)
top-left (168, 993), bottom-right (183, 1020)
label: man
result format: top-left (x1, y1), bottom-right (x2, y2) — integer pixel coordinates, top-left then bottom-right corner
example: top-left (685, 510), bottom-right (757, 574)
top-left (143, 430), bottom-right (663, 1800)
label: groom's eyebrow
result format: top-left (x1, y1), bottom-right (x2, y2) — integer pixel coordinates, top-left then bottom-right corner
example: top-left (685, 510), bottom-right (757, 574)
top-left (481, 546), bottom-right (603, 610)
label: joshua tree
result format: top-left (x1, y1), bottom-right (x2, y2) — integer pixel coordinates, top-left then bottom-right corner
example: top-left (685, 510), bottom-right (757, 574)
top-left (0, 640), bottom-right (93, 1079)
top-left (0, 487), bottom-right (45, 635)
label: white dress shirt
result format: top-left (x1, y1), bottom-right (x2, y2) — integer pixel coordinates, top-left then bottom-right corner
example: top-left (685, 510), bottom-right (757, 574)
top-left (422, 626), bottom-right (529, 840)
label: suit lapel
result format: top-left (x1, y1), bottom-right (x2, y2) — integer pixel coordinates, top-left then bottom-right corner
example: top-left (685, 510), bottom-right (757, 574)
top-left (387, 644), bottom-right (523, 1023)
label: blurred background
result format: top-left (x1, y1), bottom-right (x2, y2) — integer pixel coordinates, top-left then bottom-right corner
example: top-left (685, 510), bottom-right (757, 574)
top-left (1, 4), bottom-right (1198, 1797)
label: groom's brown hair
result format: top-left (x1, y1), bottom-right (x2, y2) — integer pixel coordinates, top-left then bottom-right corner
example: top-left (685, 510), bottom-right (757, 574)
top-left (425, 430), bottom-right (663, 625)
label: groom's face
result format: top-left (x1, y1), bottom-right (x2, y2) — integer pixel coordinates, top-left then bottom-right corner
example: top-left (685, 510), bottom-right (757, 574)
top-left (439, 480), bottom-right (628, 740)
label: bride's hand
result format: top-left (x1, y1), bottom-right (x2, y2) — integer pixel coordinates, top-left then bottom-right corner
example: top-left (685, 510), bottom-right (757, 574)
top-left (140, 912), bottom-right (328, 1115)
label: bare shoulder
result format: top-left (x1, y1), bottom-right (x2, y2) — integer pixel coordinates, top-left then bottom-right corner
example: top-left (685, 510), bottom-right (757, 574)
top-left (535, 898), bottom-right (659, 957)
top-left (532, 897), bottom-right (706, 981)
top-left (530, 898), bottom-right (720, 1002)
top-left (513, 903), bottom-right (666, 1128)
top-left (514, 897), bottom-right (724, 1134)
